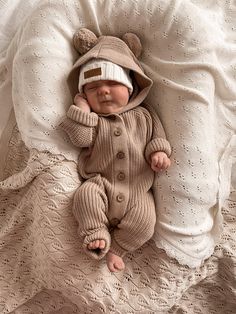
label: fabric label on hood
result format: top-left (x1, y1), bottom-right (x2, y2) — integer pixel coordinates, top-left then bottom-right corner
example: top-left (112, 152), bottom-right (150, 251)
top-left (84, 68), bottom-right (102, 79)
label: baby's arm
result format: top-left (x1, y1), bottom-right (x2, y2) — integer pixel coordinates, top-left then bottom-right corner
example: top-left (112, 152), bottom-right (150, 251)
top-left (143, 104), bottom-right (172, 171)
top-left (59, 94), bottom-right (98, 148)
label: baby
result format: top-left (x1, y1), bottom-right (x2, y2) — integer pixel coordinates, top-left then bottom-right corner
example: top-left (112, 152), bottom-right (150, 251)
top-left (60, 29), bottom-right (171, 272)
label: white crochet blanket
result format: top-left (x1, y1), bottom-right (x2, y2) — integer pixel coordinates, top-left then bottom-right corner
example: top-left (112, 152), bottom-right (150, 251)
top-left (0, 0), bottom-right (236, 313)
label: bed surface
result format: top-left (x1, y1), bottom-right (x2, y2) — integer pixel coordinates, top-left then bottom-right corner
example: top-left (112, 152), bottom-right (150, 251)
top-left (0, 0), bottom-right (235, 313)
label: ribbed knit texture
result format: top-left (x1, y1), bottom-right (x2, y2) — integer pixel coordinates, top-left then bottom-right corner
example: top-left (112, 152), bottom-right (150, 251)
top-left (67, 105), bottom-right (98, 126)
top-left (59, 24), bottom-right (172, 260)
top-left (60, 106), bottom-right (98, 148)
top-left (73, 175), bottom-right (111, 260)
top-left (61, 105), bottom-right (171, 258)
top-left (78, 59), bottom-right (133, 94)
top-left (110, 192), bottom-right (156, 257)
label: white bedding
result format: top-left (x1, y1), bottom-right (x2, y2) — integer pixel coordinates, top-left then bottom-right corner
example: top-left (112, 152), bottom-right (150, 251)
top-left (0, 0), bottom-right (236, 313)
top-left (0, 0), bottom-right (39, 53)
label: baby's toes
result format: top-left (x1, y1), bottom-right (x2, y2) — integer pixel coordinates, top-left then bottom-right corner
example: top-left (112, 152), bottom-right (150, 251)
top-left (88, 240), bottom-right (99, 250)
top-left (114, 260), bottom-right (125, 271)
top-left (99, 240), bottom-right (106, 249)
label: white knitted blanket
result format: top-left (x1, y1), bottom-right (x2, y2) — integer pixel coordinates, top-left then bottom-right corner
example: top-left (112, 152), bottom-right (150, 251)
top-left (0, 0), bottom-right (236, 313)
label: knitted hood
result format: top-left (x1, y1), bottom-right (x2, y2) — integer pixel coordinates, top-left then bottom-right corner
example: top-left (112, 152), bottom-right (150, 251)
top-left (68, 29), bottom-right (153, 114)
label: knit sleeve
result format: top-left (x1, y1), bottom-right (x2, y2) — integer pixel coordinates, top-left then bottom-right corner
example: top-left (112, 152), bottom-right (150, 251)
top-left (144, 104), bottom-right (172, 162)
top-left (59, 105), bottom-right (98, 148)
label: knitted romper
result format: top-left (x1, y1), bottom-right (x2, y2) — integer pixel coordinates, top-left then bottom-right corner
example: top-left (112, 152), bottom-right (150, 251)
top-left (60, 35), bottom-right (172, 259)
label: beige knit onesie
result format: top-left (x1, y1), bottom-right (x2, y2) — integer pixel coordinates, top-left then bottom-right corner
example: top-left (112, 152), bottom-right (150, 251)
top-left (60, 35), bottom-right (171, 259)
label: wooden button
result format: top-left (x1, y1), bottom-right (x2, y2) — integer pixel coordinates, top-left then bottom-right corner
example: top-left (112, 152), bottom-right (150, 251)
top-left (114, 128), bottom-right (122, 136)
top-left (116, 193), bottom-right (125, 202)
top-left (116, 152), bottom-right (125, 159)
top-left (117, 172), bottom-right (125, 181)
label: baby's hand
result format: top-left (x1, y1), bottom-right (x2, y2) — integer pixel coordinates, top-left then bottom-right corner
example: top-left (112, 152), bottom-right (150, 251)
top-left (74, 93), bottom-right (91, 113)
top-left (150, 151), bottom-right (171, 172)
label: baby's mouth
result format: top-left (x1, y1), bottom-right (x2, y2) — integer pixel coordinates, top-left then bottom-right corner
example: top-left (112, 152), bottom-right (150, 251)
top-left (100, 97), bottom-right (113, 104)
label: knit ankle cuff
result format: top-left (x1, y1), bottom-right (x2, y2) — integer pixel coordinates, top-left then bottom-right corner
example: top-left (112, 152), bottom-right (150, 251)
top-left (83, 228), bottom-right (111, 260)
top-left (109, 238), bottom-right (128, 258)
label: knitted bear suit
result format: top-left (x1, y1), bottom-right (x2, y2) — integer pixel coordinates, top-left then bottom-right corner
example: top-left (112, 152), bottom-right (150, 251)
top-left (60, 30), bottom-right (171, 259)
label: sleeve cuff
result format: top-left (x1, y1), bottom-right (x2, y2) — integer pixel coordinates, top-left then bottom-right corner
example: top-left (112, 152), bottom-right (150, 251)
top-left (145, 138), bottom-right (172, 162)
top-left (82, 228), bottom-right (111, 260)
top-left (67, 105), bottom-right (98, 126)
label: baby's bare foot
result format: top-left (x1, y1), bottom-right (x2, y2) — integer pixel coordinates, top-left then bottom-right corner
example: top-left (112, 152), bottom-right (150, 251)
top-left (87, 239), bottom-right (106, 250)
top-left (106, 251), bottom-right (125, 272)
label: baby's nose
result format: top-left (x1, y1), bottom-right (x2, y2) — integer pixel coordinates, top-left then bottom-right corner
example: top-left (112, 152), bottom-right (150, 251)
top-left (97, 85), bottom-right (110, 95)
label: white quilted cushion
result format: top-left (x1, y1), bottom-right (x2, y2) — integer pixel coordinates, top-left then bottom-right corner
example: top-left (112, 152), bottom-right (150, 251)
top-left (11, 0), bottom-right (236, 267)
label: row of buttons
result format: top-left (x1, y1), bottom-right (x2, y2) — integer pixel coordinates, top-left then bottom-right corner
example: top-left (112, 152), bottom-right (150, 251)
top-left (112, 119), bottom-right (125, 212)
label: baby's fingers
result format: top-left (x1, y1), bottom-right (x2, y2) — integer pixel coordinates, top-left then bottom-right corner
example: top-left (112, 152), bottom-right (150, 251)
top-left (74, 93), bottom-right (86, 103)
top-left (151, 158), bottom-right (162, 172)
top-left (151, 155), bottom-right (171, 172)
top-left (161, 157), bottom-right (171, 169)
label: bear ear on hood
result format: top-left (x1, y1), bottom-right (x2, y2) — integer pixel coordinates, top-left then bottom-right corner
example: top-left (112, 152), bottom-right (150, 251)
top-left (73, 28), bottom-right (142, 59)
top-left (122, 33), bottom-right (142, 59)
top-left (73, 28), bottom-right (98, 55)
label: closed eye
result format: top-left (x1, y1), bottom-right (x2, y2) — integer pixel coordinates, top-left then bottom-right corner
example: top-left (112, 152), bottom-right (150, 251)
top-left (108, 81), bottom-right (119, 86)
top-left (84, 85), bottom-right (98, 92)
top-left (86, 86), bottom-right (97, 91)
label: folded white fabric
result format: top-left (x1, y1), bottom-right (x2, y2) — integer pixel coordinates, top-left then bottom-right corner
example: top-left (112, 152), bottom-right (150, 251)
top-left (2, 0), bottom-right (235, 267)
top-left (0, 0), bottom-right (39, 53)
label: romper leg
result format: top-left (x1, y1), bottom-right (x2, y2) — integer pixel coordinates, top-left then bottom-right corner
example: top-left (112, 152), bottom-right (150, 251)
top-left (110, 192), bottom-right (156, 257)
top-left (73, 176), bottom-right (111, 260)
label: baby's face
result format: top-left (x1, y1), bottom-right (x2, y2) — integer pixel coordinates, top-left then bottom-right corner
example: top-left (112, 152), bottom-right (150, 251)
top-left (83, 80), bottom-right (130, 114)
